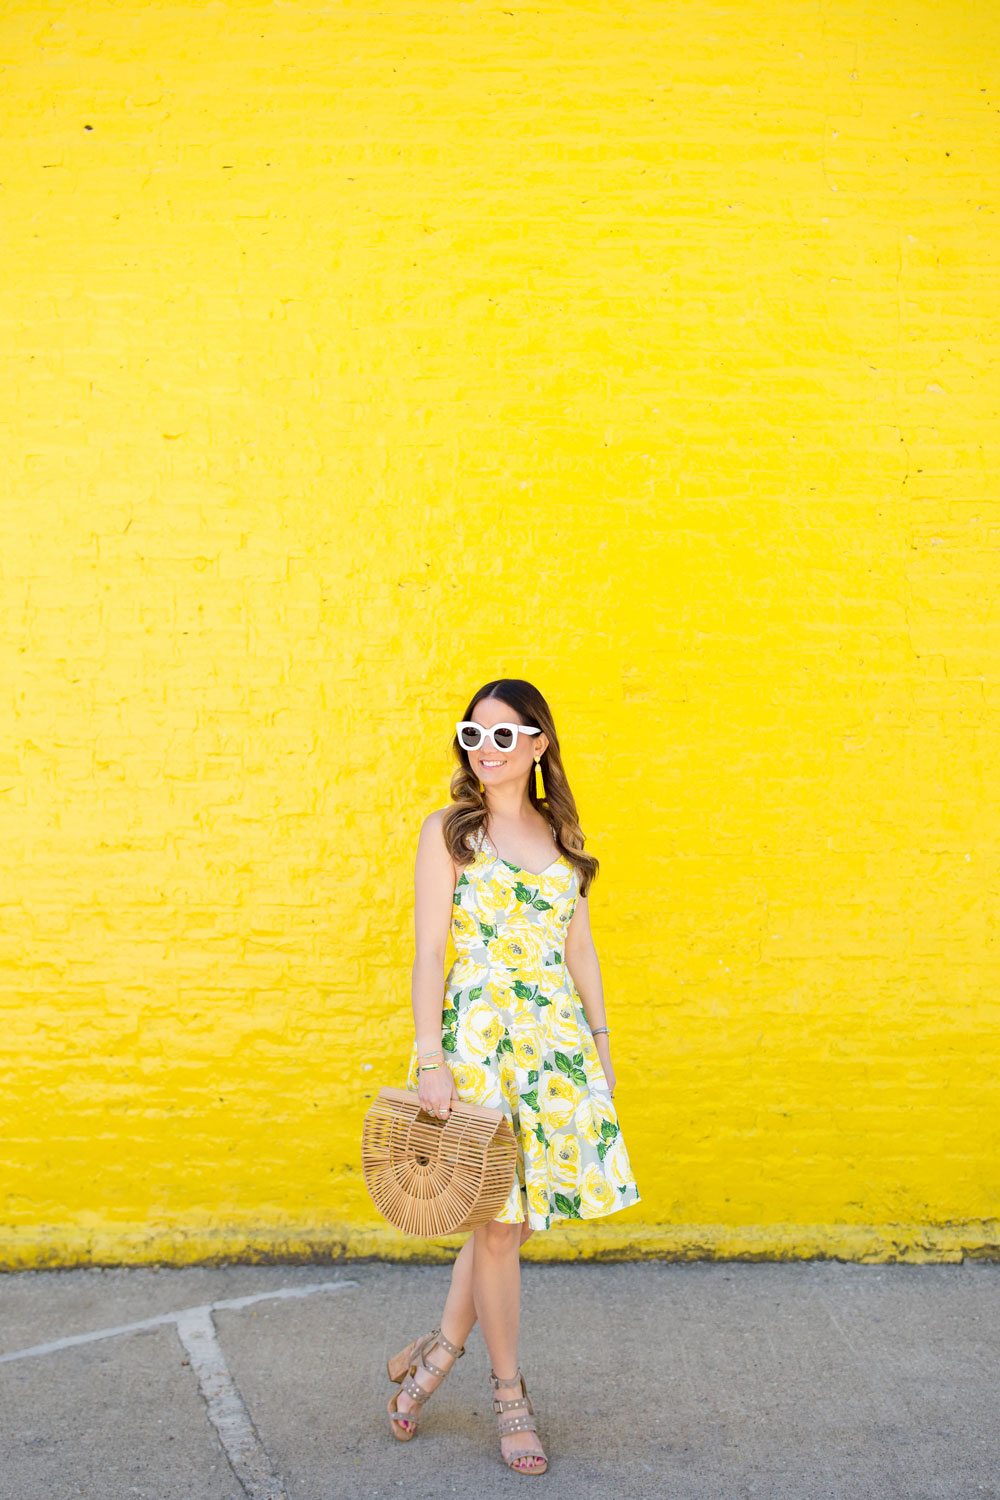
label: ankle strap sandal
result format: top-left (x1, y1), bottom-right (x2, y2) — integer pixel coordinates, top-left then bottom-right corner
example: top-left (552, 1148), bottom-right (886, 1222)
top-left (385, 1327), bottom-right (465, 1442)
top-left (488, 1367), bottom-right (548, 1475)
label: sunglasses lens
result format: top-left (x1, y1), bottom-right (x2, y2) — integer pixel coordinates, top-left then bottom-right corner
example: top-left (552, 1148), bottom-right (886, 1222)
top-left (459, 725), bottom-right (481, 749)
top-left (493, 727), bottom-right (515, 749)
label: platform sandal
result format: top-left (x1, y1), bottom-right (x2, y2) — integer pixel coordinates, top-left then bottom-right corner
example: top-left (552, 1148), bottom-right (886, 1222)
top-left (385, 1326), bottom-right (465, 1441)
top-left (489, 1367), bottom-right (548, 1475)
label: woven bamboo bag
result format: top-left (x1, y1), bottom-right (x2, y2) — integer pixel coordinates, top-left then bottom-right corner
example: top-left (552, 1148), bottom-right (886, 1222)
top-left (361, 1086), bottom-right (519, 1237)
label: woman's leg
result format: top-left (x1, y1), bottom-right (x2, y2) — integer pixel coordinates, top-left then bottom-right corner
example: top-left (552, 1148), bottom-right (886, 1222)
top-left (392, 1219), bottom-right (536, 1433)
top-left (392, 1233), bottom-right (477, 1431)
top-left (472, 1219), bottom-right (546, 1472)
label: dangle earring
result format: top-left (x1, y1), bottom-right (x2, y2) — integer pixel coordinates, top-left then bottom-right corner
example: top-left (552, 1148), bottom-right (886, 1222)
top-left (534, 754), bottom-right (545, 800)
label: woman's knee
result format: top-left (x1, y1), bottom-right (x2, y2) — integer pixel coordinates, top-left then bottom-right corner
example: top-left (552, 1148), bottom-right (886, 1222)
top-left (476, 1219), bottom-right (522, 1254)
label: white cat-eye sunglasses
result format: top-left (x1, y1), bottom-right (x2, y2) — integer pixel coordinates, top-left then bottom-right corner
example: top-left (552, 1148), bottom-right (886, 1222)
top-left (456, 721), bottom-right (542, 753)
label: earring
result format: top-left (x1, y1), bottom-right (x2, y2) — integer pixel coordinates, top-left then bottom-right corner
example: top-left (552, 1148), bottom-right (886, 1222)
top-left (534, 755), bottom-right (545, 800)
top-left (478, 778), bottom-right (485, 793)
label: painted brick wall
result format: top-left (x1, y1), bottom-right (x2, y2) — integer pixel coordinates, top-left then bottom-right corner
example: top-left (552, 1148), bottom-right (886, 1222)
top-left (2, 0), bottom-right (999, 1266)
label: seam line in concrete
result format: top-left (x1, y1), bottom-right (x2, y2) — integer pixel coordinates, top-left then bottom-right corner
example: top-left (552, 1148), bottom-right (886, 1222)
top-left (175, 1306), bottom-right (287, 1500)
top-left (0, 1278), bottom-right (359, 1364)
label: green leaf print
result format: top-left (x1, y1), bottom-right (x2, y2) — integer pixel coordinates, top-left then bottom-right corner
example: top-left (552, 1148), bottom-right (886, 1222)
top-left (510, 979), bottom-right (549, 1008)
top-left (442, 1033), bottom-right (457, 1053)
top-left (570, 1068), bottom-right (587, 1086)
top-left (618, 1184), bottom-right (627, 1194)
top-left (468, 985), bottom-right (483, 1001)
top-left (478, 922), bottom-right (496, 939)
top-left (531, 898), bottom-right (553, 911)
top-left (499, 1035), bottom-right (515, 1054)
top-left (600, 1120), bottom-right (619, 1141)
top-left (553, 1051), bottom-right (574, 1077)
top-left (520, 1089), bottom-right (540, 1111)
top-left (442, 1007), bottom-right (458, 1026)
top-left (527, 1069), bottom-right (539, 1085)
top-left (457, 873), bottom-right (469, 888)
top-left (553, 1192), bottom-right (582, 1220)
top-left (514, 882), bottom-right (535, 902)
top-left (534, 1122), bottom-right (548, 1147)
top-left (572, 1051), bottom-right (584, 1066)
top-left (542, 1060), bottom-right (553, 1072)
top-left (597, 1139), bottom-right (609, 1161)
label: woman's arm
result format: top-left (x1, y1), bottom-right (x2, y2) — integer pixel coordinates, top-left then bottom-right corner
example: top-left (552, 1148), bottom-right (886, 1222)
top-left (564, 892), bottom-right (616, 1096)
top-left (411, 810), bottom-right (460, 1116)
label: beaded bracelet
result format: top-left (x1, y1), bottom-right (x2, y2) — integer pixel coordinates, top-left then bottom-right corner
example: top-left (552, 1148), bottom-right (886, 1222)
top-left (591, 1026), bottom-right (610, 1036)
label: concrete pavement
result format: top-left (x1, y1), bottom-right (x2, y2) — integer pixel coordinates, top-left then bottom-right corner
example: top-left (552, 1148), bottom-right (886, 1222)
top-left (1, 1257), bottom-right (998, 1500)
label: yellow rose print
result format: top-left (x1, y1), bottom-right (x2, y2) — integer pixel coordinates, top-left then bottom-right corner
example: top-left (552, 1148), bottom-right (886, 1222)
top-left (491, 932), bottom-right (534, 970)
top-left (463, 1001), bottom-right (504, 1059)
top-left (451, 907), bottom-right (479, 944)
top-left (489, 977), bottom-right (520, 1013)
top-left (542, 994), bottom-right (580, 1048)
top-left (548, 1132), bottom-right (580, 1189)
top-left (604, 1134), bottom-right (633, 1191)
top-left (401, 819), bottom-right (640, 1232)
top-left (514, 923), bottom-right (550, 970)
top-left (484, 878), bottom-right (520, 916)
top-left (580, 1164), bottom-right (617, 1215)
top-left (449, 1060), bottom-right (488, 1100)
top-left (590, 1090), bottom-right (617, 1130)
top-left (527, 1178), bottom-right (550, 1219)
top-left (513, 1033), bottom-right (541, 1071)
top-left (500, 1062), bottom-right (519, 1109)
top-left (448, 952), bottom-right (484, 991)
top-left (540, 1072), bottom-right (577, 1132)
top-left (573, 1095), bottom-right (603, 1146)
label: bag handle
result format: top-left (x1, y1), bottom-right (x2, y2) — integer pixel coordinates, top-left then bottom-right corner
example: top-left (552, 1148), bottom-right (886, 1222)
top-left (375, 1085), bottom-right (507, 1129)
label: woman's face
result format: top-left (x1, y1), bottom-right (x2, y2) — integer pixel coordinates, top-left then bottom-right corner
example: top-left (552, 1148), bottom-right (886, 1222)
top-left (466, 697), bottom-right (549, 788)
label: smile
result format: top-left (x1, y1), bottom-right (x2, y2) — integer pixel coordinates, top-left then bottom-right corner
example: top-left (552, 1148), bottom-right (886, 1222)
top-left (480, 760), bottom-right (505, 768)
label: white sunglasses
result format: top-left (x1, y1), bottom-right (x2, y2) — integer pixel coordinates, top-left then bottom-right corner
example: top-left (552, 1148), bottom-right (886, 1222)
top-left (456, 720), bottom-right (542, 753)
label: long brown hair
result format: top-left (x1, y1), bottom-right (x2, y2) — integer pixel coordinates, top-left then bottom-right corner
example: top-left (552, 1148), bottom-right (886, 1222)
top-left (442, 678), bottom-right (599, 898)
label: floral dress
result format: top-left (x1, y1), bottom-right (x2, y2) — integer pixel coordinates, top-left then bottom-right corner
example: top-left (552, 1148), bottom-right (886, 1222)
top-left (405, 823), bottom-right (641, 1231)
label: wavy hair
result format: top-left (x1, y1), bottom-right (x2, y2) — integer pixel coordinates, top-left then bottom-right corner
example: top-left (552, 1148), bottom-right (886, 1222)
top-left (442, 678), bottom-right (599, 898)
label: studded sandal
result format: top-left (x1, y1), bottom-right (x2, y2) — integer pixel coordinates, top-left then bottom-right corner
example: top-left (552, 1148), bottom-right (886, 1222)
top-left (385, 1326), bottom-right (465, 1441)
top-left (489, 1367), bottom-right (548, 1475)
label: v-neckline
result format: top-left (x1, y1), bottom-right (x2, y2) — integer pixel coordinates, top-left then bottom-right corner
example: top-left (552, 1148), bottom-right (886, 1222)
top-left (479, 827), bottom-right (564, 880)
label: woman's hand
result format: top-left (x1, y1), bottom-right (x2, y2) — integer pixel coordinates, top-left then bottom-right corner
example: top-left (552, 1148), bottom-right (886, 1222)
top-left (417, 1061), bottom-right (459, 1120)
top-left (594, 1034), bottom-right (616, 1097)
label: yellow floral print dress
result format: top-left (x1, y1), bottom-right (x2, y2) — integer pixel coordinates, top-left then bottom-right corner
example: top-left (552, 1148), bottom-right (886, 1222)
top-left (405, 823), bottom-right (641, 1230)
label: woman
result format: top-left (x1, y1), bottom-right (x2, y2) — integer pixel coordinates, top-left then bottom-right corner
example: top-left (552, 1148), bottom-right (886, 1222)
top-left (386, 678), bottom-right (641, 1475)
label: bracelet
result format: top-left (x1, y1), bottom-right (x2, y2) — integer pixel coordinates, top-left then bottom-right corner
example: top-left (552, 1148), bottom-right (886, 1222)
top-left (418, 1061), bottom-right (441, 1072)
top-left (591, 1026), bottom-right (610, 1037)
top-left (418, 1047), bottom-right (444, 1058)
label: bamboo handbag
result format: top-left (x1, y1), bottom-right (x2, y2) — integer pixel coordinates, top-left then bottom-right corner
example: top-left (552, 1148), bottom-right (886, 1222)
top-left (361, 1086), bottom-right (519, 1237)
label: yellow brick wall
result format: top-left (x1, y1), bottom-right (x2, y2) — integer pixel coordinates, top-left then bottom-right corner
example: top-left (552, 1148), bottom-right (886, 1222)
top-left (2, 0), bottom-right (999, 1267)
